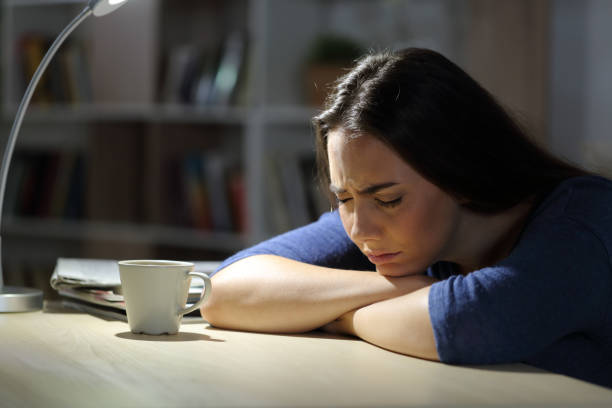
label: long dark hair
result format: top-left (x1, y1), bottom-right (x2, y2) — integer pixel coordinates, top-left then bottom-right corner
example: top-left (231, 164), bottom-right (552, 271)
top-left (313, 48), bottom-right (589, 213)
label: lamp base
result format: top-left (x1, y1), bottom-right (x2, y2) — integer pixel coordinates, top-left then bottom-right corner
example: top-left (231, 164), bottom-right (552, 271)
top-left (0, 286), bottom-right (43, 312)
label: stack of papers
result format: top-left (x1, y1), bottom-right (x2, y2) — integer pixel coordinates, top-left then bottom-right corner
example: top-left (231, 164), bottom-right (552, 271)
top-left (51, 258), bottom-right (220, 321)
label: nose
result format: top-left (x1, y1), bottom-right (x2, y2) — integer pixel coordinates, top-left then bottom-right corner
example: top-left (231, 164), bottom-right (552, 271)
top-left (349, 202), bottom-right (382, 243)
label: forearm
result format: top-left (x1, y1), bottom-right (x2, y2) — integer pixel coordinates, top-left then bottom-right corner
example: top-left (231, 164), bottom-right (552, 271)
top-left (201, 254), bottom-right (436, 333)
top-left (327, 286), bottom-right (439, 361)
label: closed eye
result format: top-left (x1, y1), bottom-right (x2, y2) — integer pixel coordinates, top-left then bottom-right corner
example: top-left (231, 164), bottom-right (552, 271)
top-left (336, 197), bottom-right (352, 205)
top-left (376, 197), bottom-right (402, 208)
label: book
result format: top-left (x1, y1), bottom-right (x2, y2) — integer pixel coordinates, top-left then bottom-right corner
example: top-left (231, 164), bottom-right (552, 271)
top-left (265, 152), bottom-right (330, 233)
top-left (265, 154), bottom-right (291, 233)
top-left (203, 152), bottom-right (233, 231)
top-left (49, 152), bottom-right (79, 218)
top-left (36, 153), bottom-right (61, 217)
top-left (161, 30), bottom-right (248, 106)
top-left (208, 31), bottom-right (247, 105)
top-left (279, 153), bottom-right (311, 228)
top-left (228, 167), bottom-right (247, 232)
top-left (160, 44), bottom-right (194, 104)
top-left (18, 33), bottom-right (92, 106)
top-left (17, 152), bottom-right (45, 217)
top-left (63, 155), bottom-right (85, 219)
top-left (8, 151), bottom-right (86, 220)
top-left (182, 154), bottom-right (212, 229)
top-left (299, 155), bottom-right (329, 220)
top-left (19, 34), bottom-right (51, 105)
top-left (178, 48), bottom-right (207, 104)
top-left (193, 48), bottom-right (221, 105)
top-left (4, 155), bottom-right (26, 217)
top-left (61, 40), bottom-right (93, 104)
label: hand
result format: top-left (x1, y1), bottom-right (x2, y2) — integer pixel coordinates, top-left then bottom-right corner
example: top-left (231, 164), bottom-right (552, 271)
top-left (320, 309), bottom-right (357, 337)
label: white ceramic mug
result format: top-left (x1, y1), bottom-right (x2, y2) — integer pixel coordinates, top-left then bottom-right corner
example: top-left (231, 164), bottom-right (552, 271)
top-left (118, 260), bottom-right (212, 335)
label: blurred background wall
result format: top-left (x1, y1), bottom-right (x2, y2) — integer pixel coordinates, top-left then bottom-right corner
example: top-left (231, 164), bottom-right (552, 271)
top-left (0, 0), bottom-right (610, 297)
top-left (551, 0), bottom-right (612, 175)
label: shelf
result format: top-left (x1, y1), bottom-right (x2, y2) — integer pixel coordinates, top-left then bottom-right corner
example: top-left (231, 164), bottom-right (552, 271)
top-left (2, 217), bottom-right (247, 252)
top-left (0, 0), bottom-right (335, 267)
top-left (1, 104), bottom-right (251, 125)
top-left (261, 106), bottom-right (320, 125)
top-left (4, 0), bottom-right (86, 7)
top-left (1, 104), bottom-right (322, 126)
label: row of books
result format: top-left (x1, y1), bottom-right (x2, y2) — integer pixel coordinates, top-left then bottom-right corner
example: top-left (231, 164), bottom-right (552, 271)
top-left (5, 148), bottom-right (323, 236)
top-left (266, 153), bottom-right (330, 234)
top-left (167, 152), bottom-right (247, 233)
top-left (5, 151), bottom-right (86, 220)
top-left (19, 34), bottom-right (92, 105)
top-left (158, 31), bottom-right (248, 106)
top-left (17, 29), bottom-right (248, 108)
top-left (6, 149), bottom-right (248, 234)
top-left (168, 151), bottom-right (329, 235)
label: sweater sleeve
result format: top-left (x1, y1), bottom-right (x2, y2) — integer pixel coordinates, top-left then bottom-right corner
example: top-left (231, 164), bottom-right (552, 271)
top-left (211, 211), bottom-right (373, 276)
top-left (428, 216), bottom-right (611, 365)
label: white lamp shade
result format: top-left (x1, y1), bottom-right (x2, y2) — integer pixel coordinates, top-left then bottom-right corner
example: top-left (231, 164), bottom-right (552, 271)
top-left (89, 0), bottom-right (128, 17)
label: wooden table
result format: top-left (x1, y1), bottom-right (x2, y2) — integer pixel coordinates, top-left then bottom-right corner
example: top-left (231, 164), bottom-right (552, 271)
top-left (1, 302), bottom-right (611, 407)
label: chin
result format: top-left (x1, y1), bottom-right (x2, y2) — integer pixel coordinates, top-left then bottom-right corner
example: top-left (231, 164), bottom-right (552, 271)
top-left (376, 263), bottom-right (426, 277)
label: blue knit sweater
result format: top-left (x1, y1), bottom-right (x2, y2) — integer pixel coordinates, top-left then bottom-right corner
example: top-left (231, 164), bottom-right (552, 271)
top-left (214, 176), bottom-right (612, 388)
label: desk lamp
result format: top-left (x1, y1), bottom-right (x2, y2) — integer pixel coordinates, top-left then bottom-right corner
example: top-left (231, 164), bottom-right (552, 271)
top-left (0, 0), bottom-right (128, 312)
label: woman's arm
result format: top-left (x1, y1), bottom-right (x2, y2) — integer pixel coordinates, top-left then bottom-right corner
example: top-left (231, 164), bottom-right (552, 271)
top-left (321, 286), bottom-right (439, 361)
top-left (201, 254), bottom-right (436, 333)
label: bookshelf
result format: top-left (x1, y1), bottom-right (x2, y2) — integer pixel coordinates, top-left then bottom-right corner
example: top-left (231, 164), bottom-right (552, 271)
top-left (0, 0), bottom-right (550, 296)
top-left (0, 0), bottom-right (253, 284)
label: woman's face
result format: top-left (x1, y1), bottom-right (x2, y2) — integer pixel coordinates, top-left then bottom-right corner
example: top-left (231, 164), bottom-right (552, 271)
top-left (327, 128), bottom-right (463, 277)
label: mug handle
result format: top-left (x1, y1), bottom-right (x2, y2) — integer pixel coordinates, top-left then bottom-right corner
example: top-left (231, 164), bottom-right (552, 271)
top-left (179, 271), bottom-right (212, 316)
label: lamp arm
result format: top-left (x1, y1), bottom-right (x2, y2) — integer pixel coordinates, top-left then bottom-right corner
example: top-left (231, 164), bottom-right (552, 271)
top-left (0, 6), bottom-right (92, 287)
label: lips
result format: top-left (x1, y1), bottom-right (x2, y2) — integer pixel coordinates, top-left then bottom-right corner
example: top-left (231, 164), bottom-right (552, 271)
top-left (365, 251), bottom-right (401, 265)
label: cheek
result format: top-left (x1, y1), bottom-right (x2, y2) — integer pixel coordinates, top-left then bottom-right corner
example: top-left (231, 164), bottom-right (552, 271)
top-left (393, 196), bottom-right (460, 256)
top-left (338, 207), bottom-right (353, 238)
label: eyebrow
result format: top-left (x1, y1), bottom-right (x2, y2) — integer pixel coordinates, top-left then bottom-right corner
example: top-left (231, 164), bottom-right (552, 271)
top-left (329, 182), bottom-right (399, 196)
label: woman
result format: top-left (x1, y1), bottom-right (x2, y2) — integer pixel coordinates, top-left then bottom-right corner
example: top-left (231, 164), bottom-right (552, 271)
top-left (201, 48), bottom-right (612, 388)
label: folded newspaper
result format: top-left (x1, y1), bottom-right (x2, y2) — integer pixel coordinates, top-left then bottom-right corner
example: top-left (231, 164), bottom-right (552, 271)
top-left (51, 258), bottom-right (220, 319)
top-left (51, 258), bottom-right (220, 290)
